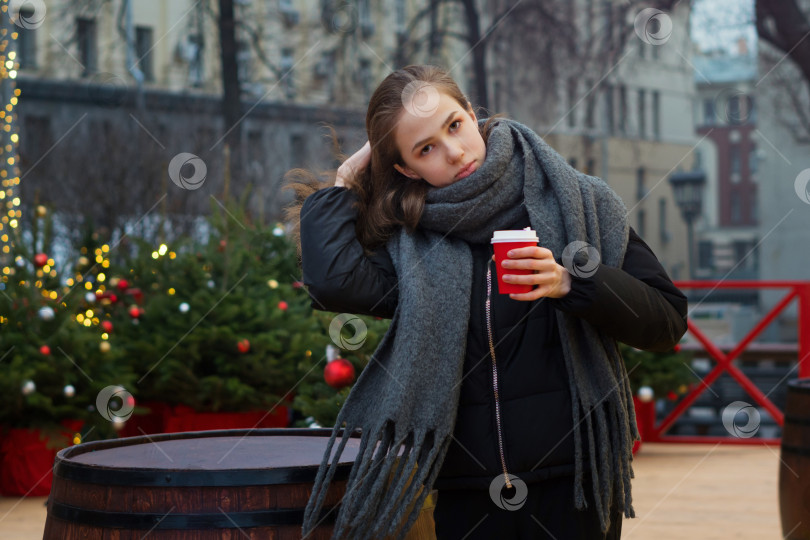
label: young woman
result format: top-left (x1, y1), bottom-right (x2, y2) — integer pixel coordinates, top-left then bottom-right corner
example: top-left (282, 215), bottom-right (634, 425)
top-left (286, 65), bottom-right (687, 540)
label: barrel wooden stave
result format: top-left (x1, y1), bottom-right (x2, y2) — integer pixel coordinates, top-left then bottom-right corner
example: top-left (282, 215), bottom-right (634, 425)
top-left (780, 379), bottom-right (810, 540)
top-left (43, 428), bottom-right (437, 539)
top-left (43, 430), bottom-right (356, 540)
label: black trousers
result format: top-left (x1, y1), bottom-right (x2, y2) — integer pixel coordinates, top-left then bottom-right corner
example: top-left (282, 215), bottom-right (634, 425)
top-left (433, 475), bottom-right (623, 540)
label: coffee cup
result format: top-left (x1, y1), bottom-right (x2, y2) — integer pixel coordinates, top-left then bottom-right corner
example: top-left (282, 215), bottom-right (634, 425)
top-left (491, 227), bottom-right (539, 295)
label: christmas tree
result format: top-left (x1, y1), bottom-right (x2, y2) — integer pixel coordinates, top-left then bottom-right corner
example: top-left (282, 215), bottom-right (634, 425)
top-left (108, 196), bottom-right (328, 414)
top-left (0, 205), bottom-right (136, 441)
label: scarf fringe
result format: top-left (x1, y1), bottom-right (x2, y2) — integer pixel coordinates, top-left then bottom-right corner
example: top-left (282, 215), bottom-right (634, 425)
top-left (564, 317), bottom-right (639, 534)
top-left (302, 412), bottom-right (450, 540)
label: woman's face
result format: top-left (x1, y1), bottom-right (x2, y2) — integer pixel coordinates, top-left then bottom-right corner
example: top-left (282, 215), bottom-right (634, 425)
top-left (393, 90), bottom-right (487, 188)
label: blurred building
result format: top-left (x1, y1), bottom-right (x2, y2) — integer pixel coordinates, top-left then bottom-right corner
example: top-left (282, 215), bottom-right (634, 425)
top-left (492, 2), bottom-right (697, 279)
top-left (691, 40), bottom-right (760, 304)
top-left (13, 0), bottom-right (698, 278)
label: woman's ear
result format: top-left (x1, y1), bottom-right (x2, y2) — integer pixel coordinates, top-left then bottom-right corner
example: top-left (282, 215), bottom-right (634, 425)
top-left (394, 163), bottom-right (421, 180)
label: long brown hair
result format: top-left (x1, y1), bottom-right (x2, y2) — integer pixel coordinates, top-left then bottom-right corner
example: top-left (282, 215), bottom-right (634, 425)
top-left (283, 65), bottom-right (498, 257)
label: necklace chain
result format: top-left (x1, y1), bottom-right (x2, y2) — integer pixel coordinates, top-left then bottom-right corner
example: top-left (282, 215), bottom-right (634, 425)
top-left (486, 261), bottom-right (512, 489)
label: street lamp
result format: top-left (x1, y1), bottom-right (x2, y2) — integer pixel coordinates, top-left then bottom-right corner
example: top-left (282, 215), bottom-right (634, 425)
top-left (669, 170), bottom-right (706, 279)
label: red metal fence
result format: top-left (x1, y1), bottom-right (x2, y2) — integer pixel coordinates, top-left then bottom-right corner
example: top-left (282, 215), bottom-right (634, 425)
top-left (635, 281), bottom-right (810, 445)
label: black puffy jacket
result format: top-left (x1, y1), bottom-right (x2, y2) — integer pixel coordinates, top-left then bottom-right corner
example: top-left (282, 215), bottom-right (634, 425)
top-left (300, 186), bottom-right (687, 491)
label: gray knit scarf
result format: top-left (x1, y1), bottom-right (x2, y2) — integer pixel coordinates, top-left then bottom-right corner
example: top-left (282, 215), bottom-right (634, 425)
top-left (302, 118), bottom-right (638, 539)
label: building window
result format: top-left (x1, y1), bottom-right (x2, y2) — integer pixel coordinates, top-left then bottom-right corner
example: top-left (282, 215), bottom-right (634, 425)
top-left (636, 167), bottom-right (646, 200)
top-left (358, 58), bottom-right (372, 98)
top-left (659, 198), bottom-right (669, 244)
top-left (77, 17), bottom-right (97, 76)
top-left (188, 34), bottom-right (204, 86)
top-left (237, 40), bottom-right (252, 85)
top-left (17, 8), bottom-right (37, 69)
top-left (733, 240), bottom-right (757, 270)
top-left (585, 80), bottom-right (596, 129)
top-left (568, 157), bottom-right (578, 170)
top-left (135, 26), bottom-right (154, 82)
top-left (749, 144), bottom-right (758, 174)
top-left (730, 144), bottom-right (741, 177)
top-left (730, 191), bottom-right (741, 223)
top-left (703, 98), bottom-right (715, 125)
top-left (395, 0), bottom-right (406, 34)
top-left (585, 158), bottom-right (595, 175)
top-left (281, 47), bottom-right (294, 99)
top-left (637, 208), bottom-right (646, 238)
top-left (603, 1), bottom-right (614, 45)
top-left (698, 240), bottom-right (713, 269)
top-left (652, 90), bottom-right (660, 140)
top-left (567, 78), bottom-right (577, 128)
top-left (637, 89), bottom-right (646, 139)
top-left (604, 84), bottom-right (614, 134)
top-left (619, 85), bottom-right (627, 134)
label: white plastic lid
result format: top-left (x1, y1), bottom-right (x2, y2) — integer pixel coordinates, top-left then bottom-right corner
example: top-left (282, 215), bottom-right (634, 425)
top-left (491, 227), bottom-right (539, 243)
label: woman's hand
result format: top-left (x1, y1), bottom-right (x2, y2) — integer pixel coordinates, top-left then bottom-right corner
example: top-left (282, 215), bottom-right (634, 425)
top-left (492, 246), bottom-right (572, 301)
top-left (335, 141), bottom-right (371, 188)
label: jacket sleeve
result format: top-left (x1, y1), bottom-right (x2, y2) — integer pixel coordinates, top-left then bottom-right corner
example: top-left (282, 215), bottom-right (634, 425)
top-left (549, 227), bottom-right (687, 352)
top-left (299, 186), bottom-right (399, 318)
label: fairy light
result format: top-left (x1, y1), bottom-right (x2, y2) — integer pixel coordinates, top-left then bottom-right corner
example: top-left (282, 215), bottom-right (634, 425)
top-left (0, 0), bottom-right (21, 268)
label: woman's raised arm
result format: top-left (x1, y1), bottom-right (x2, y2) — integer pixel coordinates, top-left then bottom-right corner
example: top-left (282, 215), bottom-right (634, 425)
top-left (300, 186), bottom-right (398, 319)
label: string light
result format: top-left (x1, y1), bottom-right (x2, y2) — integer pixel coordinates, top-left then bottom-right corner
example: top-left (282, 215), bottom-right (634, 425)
top-left (0, 0), bottom-right (21, 270)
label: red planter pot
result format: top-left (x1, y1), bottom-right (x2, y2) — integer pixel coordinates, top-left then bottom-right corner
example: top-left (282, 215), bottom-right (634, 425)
top-left (117, 401), bottom-right (172, 438)
top-left (163, 404), bottom-right (290, 433)
top-left (0, 420), bottom-right (83, 497)
top-left (632, 396), bottom-right (656, 455)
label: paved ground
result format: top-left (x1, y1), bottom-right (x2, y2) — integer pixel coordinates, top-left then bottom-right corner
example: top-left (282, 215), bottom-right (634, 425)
top-left (622, 442), bottom-right (783, 540)
top-left (0, 442), bottom-right (785, 539)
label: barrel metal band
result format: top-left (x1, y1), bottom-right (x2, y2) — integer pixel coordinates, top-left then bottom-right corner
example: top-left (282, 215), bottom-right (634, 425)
top-left (783, 415), bottom-right (810, 426)
top-left (780, 444), bottom-right (810, 457)
top-left (53, 460), bottom-right (352, 487)
top-left (49, 501), bottom-right (338, 529)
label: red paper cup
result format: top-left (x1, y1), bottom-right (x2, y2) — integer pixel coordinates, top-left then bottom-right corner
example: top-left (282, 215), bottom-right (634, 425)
top-left (491, 228), bottom-right (539, 295)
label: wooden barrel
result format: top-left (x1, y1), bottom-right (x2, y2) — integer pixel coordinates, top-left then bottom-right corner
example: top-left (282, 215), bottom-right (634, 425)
top-left (43, 428), bottom-right (436, 539)
top-left (780, 379), bottom-right (810, 540)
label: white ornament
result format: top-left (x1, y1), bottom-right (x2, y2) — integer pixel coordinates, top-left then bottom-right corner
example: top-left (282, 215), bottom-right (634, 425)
top-left (85, 292), bottom-right (97, 303)
top-left (64, 384), bottom-right (76, 398)
top-left (207, 280), bottom-right (215, 288)
top-left (15, 256), bottom-right (25, 267)
top-left (638, 386), bottom-right (654, 403)
top-left (273, 226), bottom-right (284, 237)
top-left (22, 380), bottom-right (36, 395)
top-left (38, 306), bottom-right (55, 321)
top-left (179, 302), bottom-right (190, 313)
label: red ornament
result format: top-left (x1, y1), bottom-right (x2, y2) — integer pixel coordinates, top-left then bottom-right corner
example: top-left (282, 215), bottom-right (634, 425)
top-left (218, 239), bottom-right (227, 252)
top-left (128, 306), bottom-right (142, 319)
top-left (117, 279), bottom-right (130, 292)
top-left (237, 339), bottom-right (250, 354)
top-left (673, 343), bottom-right (682, 352)
top-left (324, 357), bottom-right (355, 389)
top-left (39, 345), bottom-right (51, 356)
top-left (292, 281), bottom-right (304, 289)
top-left (109, 293), bottom-right (118, 304)
top-left (278, 301), bottom-right (288, 311)
top-left (667, 390), bottom-right (678, 401)
top-left (101, 320), bottom-right (113, 333)
top-left (129, 288), bottom-right (144, 303)
top-left (34, 253), bottom-right (48, 267)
